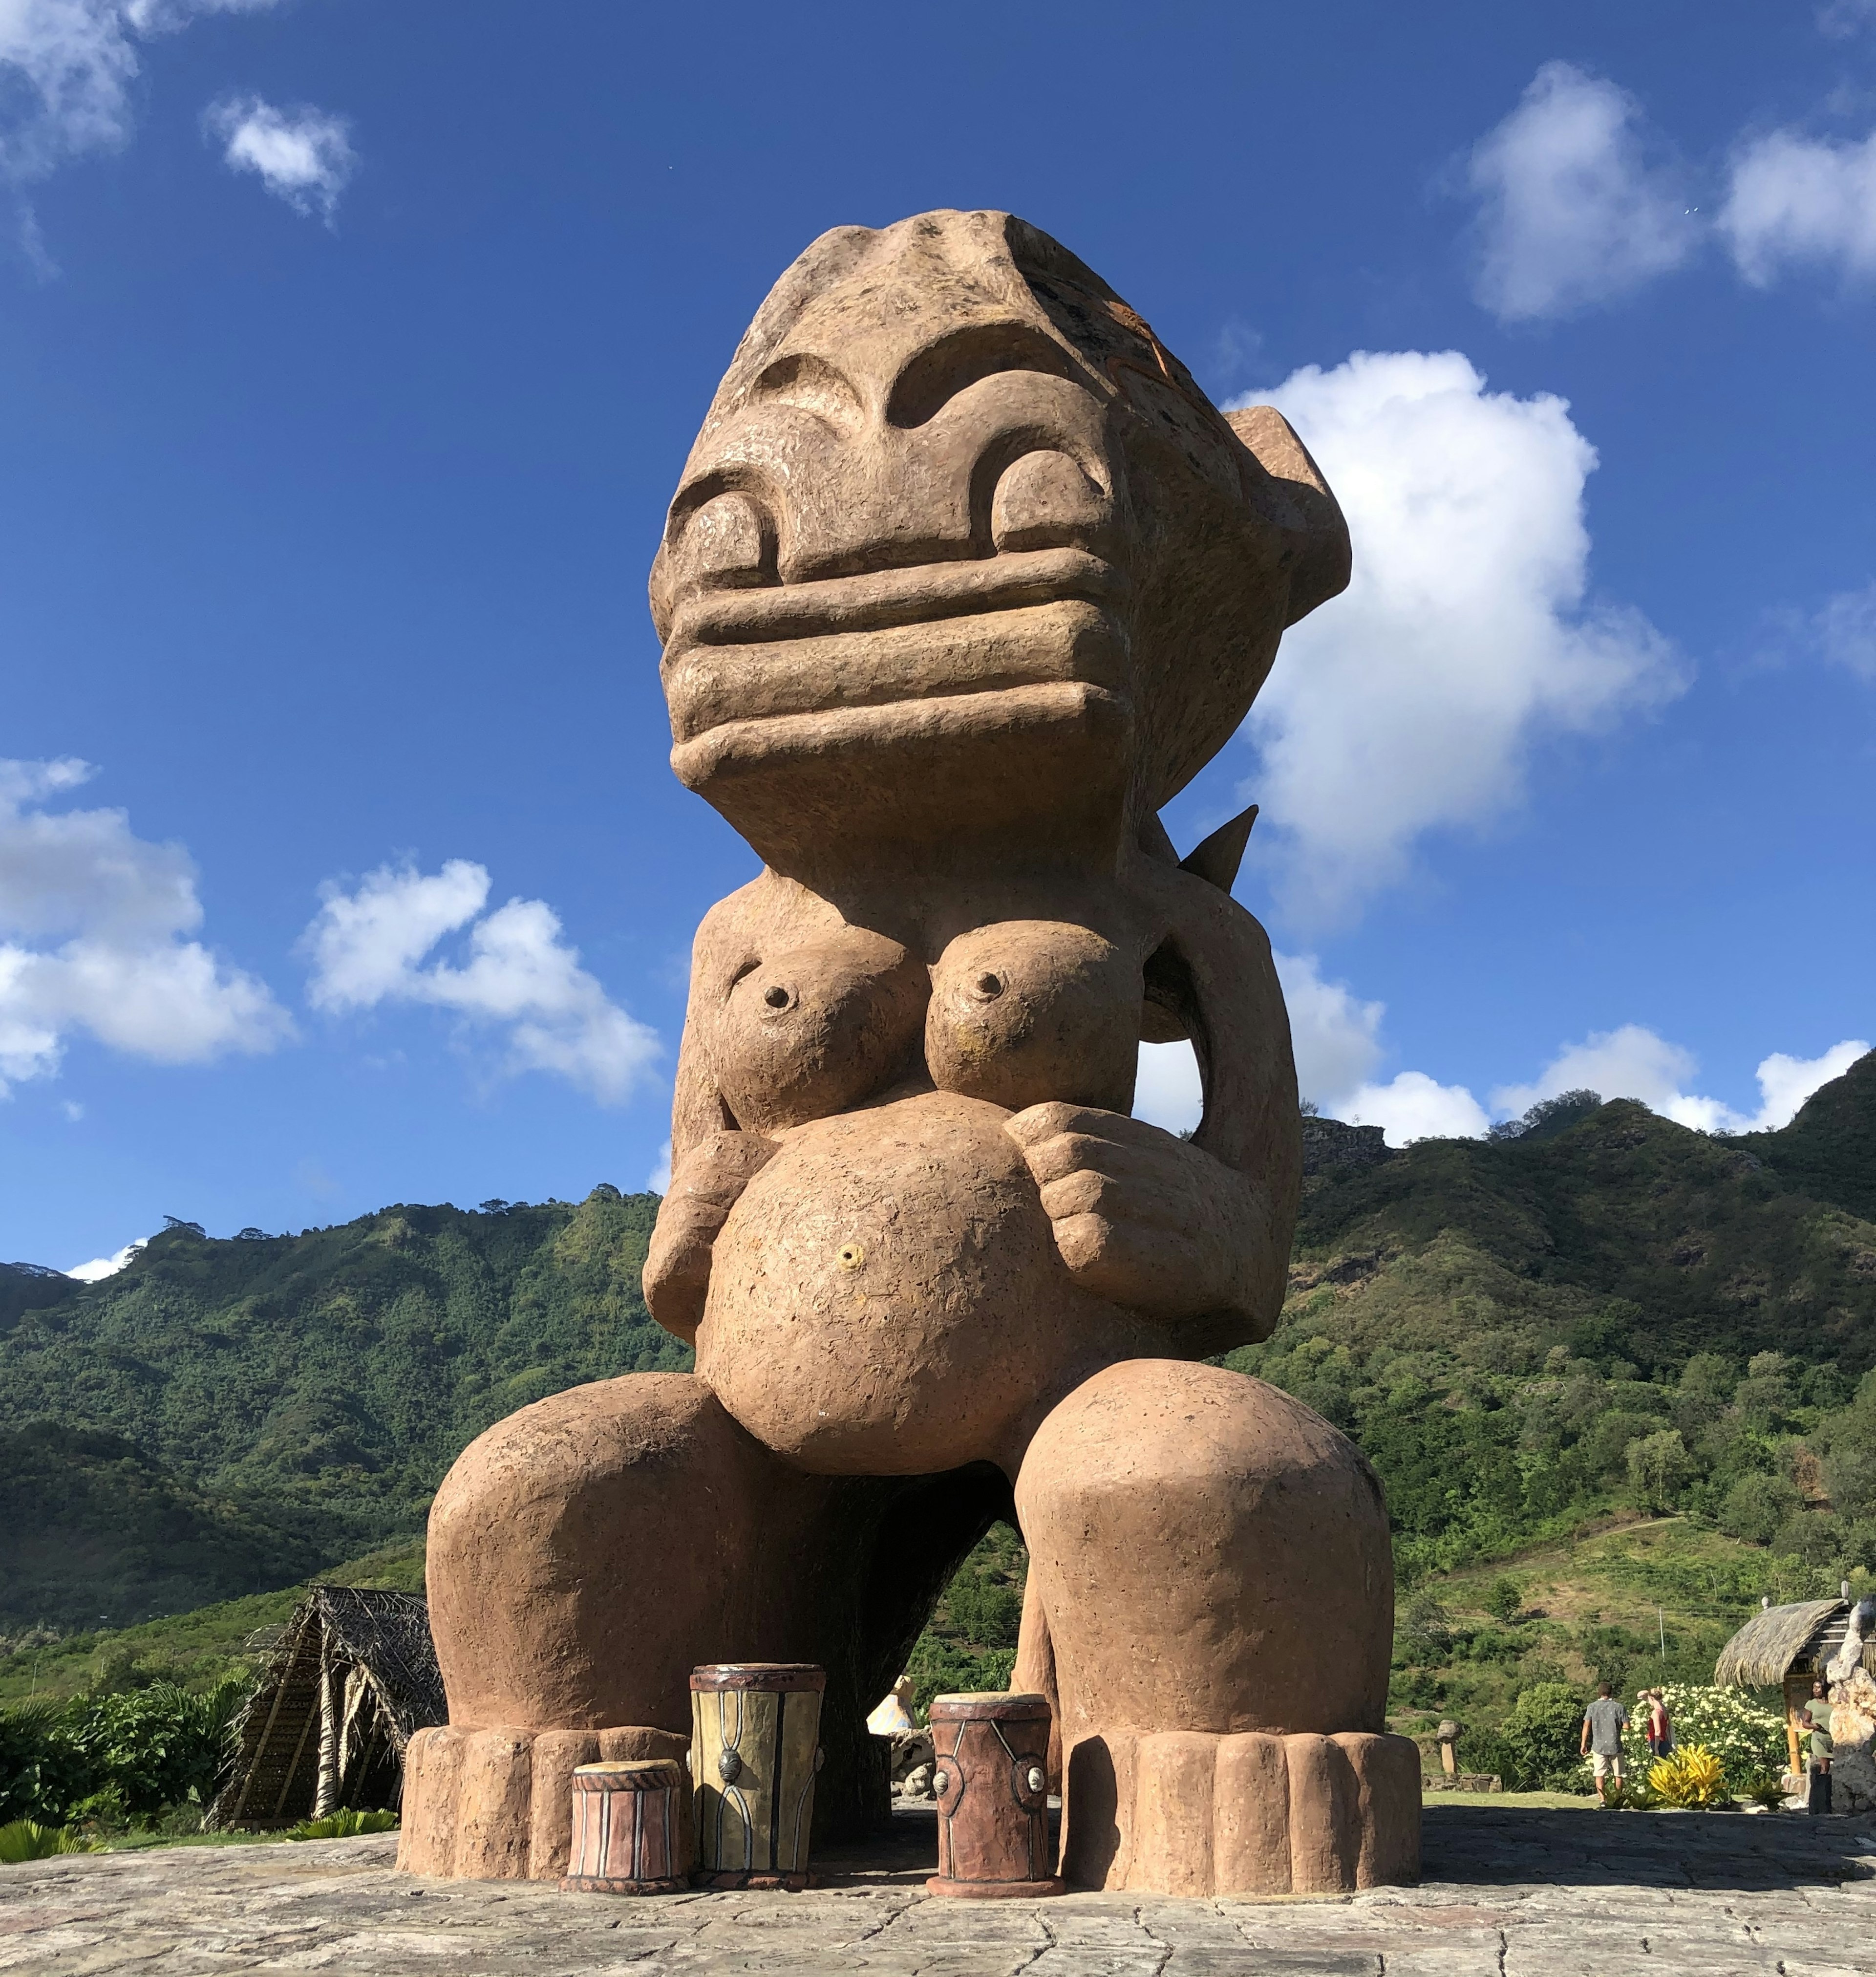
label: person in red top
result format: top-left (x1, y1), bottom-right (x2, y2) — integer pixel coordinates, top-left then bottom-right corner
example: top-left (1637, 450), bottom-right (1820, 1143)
top-left (1644, 1689), bottom-right (1672, 1759)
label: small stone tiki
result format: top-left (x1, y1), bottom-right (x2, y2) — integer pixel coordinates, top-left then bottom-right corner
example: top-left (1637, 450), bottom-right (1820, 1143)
top-left (400, 209), bottom-right (1419, 1896)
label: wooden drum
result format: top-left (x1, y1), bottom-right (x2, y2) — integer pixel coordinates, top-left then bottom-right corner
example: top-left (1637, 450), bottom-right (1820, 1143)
top-left (927, 1691), bottom-right (1063, 1897)
top-left (689, 1662), bottom-right (826, 1890)
top-left (559, 1760), bottom-right (688, 1895)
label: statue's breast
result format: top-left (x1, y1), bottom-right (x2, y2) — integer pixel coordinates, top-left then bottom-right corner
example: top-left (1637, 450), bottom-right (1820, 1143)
top-left (925, 919), bottom-right (1141, 1116)
top-left (702, 913), bottom-right (1146, 1134)
top-left (702, 926), bottom-right (928, 1133)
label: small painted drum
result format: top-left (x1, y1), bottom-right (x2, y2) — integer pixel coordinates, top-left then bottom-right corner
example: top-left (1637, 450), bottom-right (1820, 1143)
top-left (927, 1691), bottom-right (1063, 1897)
top-left (689, 1662), bottom-right (826, 1890)
top-left (559, 1760), bottom-right (688, 1895)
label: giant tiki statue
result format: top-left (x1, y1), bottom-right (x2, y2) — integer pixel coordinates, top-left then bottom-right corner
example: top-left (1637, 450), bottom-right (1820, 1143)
top-left (400, 211), bottom-right (1420, 1896)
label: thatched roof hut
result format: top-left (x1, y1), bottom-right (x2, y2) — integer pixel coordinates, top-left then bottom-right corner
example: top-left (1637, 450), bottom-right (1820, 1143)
top-left (1715, 1596), bottom-right (1876, 1775)
top-left (1714, 1598), bottom-right (1870, 1689)
top-left (207, 1585), bottom-right (444, 1830)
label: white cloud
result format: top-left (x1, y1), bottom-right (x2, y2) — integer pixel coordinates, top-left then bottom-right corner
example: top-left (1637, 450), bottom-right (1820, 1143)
top-left (1273, 950), bottom-right (1382, 1104)
top-left (66, 1234), bottom-right (145, 1279)
top-left (1791, 580), bottom-right (1876, 682)
top-left (0, 757), bottom-right (291, 1094)
top-left (1276, 951), bottom-right (1485, 1146)
top-left (1237, 351), bottom-right (1683, 922)
top-left (646, 1140), bottom-right (673, 1194)
top-left (1342, 1070), bottom-right (1491, 1145)
top-left (1133, 957), bottom-right (1481, 1148)
top-left (206, 92), bottom-right (355, 220)
top-left (1466, 62), bottom-right (1698, 322)
top-left (1134, 1040), bottom-right (1203, 1136)
top-left (1134, 952), bottom-right (1864, 1150)
top-left (303, 861), bottom-right (662, 1106)
top-left (1723, 125), bottom-right (1876, 286)
top-left (1492, 1025), bottom-right (1870, 1134)
top-left (1819, 0), bottom-right (1876, 39)
top-left (0, 0), bottom-right (278, 190)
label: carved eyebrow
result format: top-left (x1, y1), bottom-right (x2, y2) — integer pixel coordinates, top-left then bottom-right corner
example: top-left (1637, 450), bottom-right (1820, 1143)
top-left (885, 321), bottom-right (1092, 430)
top-left (748, 351), bottom-right (864, 431)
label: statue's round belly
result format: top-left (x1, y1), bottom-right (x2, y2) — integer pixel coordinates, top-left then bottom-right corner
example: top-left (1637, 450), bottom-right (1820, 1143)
top-left (697, 1091), bottom-right (1109, 1474)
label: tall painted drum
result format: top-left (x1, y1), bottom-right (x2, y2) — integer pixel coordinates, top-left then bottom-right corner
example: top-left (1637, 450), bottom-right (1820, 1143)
top-left (689, 1662), bottom-right (826, 1890)
top-left (559, 1760), bottom-right (688, 1895)
top-left (927, 1692), bottom-right (1064, 1897)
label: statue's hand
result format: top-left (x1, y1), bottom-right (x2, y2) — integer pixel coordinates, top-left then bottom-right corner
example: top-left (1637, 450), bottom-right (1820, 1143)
top-left (1003, 1103), bottom-right (1268, 1324)
top-left (642, 1129), bottom-right (777, 1342)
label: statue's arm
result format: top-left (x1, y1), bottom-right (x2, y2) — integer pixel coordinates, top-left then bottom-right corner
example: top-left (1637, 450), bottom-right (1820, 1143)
top-left (1005, 864), bottom-right (1300, 1356)
top-left (641, 909), bottom-right (776, 1344)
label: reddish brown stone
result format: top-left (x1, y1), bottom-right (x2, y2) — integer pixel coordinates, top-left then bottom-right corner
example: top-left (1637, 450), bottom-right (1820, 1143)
top-left (405, 209), bottom-right (1414, 1902)
top-left (926, 1693), bottom-right (1061, 1898)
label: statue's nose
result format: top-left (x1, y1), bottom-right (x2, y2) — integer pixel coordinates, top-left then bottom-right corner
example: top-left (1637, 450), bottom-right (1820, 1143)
top-left (739, 345), bottom-right (977, 585)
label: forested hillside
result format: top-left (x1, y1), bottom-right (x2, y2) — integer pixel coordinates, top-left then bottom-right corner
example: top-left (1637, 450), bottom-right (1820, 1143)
top-left (0, 1189), bottom-right (674, 1629)
top-left (1226, 1054), bottom-right (1876, 1586)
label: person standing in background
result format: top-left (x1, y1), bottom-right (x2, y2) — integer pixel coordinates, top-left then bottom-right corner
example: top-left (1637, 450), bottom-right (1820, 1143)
top-left (1645, 1689), bottom-right (1672, 1758)
top-left (1801, 1707), bottom-right (1833, 1815)
top-left (1581, 1682), bottom-right (1629, 1792)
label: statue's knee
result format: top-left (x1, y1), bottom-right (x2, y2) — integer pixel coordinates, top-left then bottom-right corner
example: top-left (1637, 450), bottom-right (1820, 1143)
top-left (430, 1373), bottom-right (736, 1582)
top-left (1017, 1359), bottom-right (1392, 1730)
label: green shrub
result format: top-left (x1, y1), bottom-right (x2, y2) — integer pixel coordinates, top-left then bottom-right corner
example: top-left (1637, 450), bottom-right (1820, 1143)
top-left (1719, 1472), bottom-right (1803, 1545)
top-left (1494, 1683), bottom-right (1590, 1791)
top-left (287, 1807), bottom-right (399, 1841)
top-left (0, 1675), bottom-right (245, 1827)
top-left (0, 1818), bottom-right (97, 1861)
top-left (1484, 1577), bottom-right (1523, 1624)
top-left (1627, 1429), bottom-right (1695, 1513)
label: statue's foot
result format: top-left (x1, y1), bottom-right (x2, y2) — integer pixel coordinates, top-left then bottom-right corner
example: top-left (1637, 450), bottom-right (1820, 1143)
top-left (1063, 1728), bottom-right (1420, 1896)
top-left (397, 1724), bottom-right (689, 1881)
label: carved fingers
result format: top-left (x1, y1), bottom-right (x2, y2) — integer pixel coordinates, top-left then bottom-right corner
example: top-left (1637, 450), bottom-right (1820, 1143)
top-left (642, 1129), bottom-right (777, 1343)
top-left (1004, 1102), bottom-right (1265, 1324)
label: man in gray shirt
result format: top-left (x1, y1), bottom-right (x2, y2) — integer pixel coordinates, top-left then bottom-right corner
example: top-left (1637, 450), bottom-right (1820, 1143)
top-left (1580, 1681), bottom-right (1629, 1786)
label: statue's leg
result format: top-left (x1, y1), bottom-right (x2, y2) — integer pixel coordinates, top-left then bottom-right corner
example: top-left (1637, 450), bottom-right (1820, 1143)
top-left (401, 1372), bottom-right (1015, 1880)
top-left (1013, 1358), bottom-right (1420, 1896)
top-left (401, 1372), bottom-right (851, 1880)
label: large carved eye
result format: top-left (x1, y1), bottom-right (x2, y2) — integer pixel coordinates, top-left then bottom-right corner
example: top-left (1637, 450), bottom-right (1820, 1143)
top-left (677, 491), bottom-right (770, 588)
top-left (991, 450), bottom-right (1109, 553)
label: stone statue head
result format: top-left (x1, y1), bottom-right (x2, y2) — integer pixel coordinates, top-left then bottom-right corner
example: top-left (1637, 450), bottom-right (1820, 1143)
top-left (650, 210), bottom-right (1348, 872)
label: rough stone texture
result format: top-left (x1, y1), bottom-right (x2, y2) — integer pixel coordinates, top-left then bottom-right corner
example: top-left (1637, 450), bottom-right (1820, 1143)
top-left (14, 1809), bottom-right (1876, 1973)
top-left (412, 208), bottom-right (1408, 1894)
top-left (1831, 1669), bottom-right (1876, 1816)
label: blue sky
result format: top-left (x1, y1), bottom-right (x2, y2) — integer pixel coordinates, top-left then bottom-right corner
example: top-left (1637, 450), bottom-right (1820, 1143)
top-left (1, 0), bottom-right (1871, 1272)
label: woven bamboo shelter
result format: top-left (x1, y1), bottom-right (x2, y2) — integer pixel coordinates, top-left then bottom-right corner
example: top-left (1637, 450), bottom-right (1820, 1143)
top-left (207, 1586), bottom-right (445, 1830)
top-left (1714, 1597), bottom-right (1876, 1772)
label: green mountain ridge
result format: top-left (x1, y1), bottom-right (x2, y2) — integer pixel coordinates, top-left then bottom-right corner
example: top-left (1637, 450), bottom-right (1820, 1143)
top-left (0, 1188), bottom-right (680, 1630)
top-left (2, 1052), bottom-right (1872, 1645)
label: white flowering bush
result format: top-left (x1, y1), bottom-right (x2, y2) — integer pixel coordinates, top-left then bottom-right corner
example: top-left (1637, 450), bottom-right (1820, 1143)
top-left (1579, 1685), bottom-right (1786, 1792)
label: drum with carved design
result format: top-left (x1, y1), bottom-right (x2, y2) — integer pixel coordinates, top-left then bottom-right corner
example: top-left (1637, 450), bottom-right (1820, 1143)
top-left (689, 1662), bottom-right (826, 1890)
top-left (927, 1691), bottom-right (1063, 1897)
top-left (558, 1760), bottom-right (688, 1895)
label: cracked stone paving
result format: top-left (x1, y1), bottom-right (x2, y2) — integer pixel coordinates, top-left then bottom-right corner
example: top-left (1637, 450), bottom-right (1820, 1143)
top-left (8, 1805), bottom-right (1876, 1974)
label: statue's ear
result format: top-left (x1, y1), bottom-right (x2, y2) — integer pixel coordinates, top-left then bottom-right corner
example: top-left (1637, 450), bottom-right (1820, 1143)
top-left (1227, 405), bottom-right (1351, 627)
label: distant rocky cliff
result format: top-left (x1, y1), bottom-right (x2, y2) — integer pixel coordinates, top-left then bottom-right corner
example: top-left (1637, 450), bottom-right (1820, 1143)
top-left (1300, 1115), bottom-right (1393, 1179)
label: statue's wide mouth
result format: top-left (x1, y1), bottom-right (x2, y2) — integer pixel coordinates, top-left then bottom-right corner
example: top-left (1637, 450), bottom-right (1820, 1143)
top-left (660, 548), bottom-right (1130, 748)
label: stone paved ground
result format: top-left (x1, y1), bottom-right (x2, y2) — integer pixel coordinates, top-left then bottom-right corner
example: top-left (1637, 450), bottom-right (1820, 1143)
top-left (8, 1806), bottom-right (1876, 1975)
